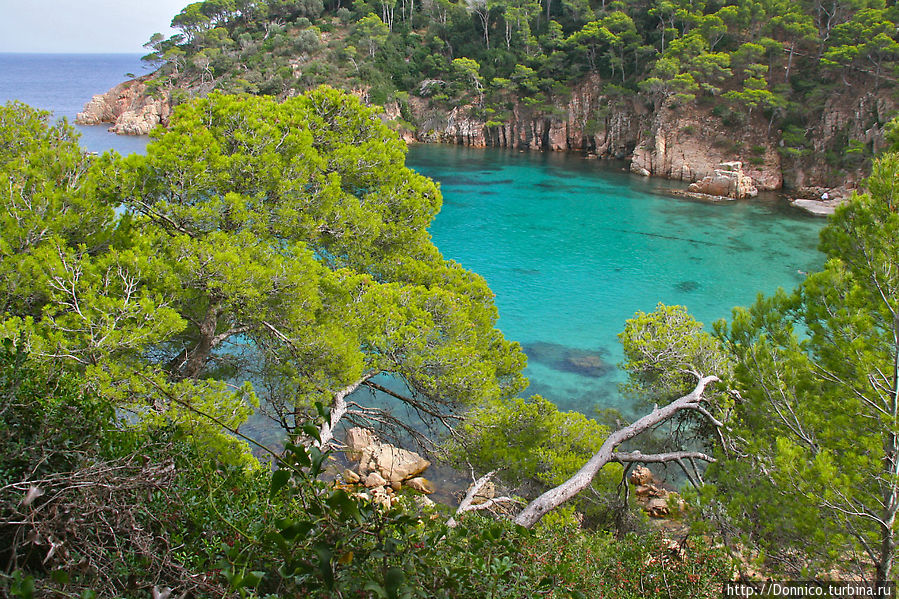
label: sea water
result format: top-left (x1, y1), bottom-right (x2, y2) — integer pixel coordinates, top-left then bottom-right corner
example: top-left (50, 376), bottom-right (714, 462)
top-left (0, 53), bottom-right (153, 154)
top-left (0, 53), bottom-right (824, 419)
top-left (414, 145), bottom-right (822, 417)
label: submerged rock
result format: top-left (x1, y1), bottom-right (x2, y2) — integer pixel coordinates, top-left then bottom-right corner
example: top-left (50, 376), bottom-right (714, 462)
top-left (406, 477), bottom-right (436, 494)
top-left (523, 342), bottom-right (612, 378)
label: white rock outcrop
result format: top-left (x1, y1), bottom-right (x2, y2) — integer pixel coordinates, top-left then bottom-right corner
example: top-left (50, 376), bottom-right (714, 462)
top-left (686, 161), bottom-right (759, 199)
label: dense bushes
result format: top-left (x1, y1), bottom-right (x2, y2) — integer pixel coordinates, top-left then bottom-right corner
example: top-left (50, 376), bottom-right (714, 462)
top-left (0, 345), bottom-right (732, 597)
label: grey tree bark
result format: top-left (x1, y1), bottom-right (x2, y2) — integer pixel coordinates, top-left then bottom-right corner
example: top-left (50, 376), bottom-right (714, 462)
top-left (514, 375), bottom-right (720, 529)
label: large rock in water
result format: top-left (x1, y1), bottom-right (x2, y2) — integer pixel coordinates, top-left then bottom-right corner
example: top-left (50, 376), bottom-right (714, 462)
top-left (76, 77), bottom-right (171, 135)
top-left (372, 444), bottom-right (431, 483)
top-left (405, 476), bottom-right (436, 494)
top-left (345, 427), bottom-right (377, 461)
top-left (687, 161), bottom-right (758, 199)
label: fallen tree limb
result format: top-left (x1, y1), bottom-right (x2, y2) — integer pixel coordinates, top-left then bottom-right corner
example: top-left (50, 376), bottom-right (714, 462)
top-left (514, 375), bottom-right (719, 528)
top-left (448, 470), bottom-right (519, 528)
top-left (609, 450), bottom-right (716, 464)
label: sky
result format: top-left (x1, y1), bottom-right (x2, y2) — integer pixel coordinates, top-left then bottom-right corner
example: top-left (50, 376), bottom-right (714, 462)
top-left (0, 0), bottom-right (189, 53)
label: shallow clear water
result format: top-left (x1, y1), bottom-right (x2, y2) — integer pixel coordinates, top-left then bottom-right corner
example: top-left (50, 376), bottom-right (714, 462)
top-left (413, 144), bottom-right (823, 417)
top-left (1, 54), bottom-right (825, 419)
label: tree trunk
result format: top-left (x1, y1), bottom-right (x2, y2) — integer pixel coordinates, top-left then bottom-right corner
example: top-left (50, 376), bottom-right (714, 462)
top-left (478, 9), bottom-right (490, 49)
top-left (876, 315), bottom-right (899, 584)
top-left (514, 375), bottom-right (719, 528)
top-left (181, 300), bottom-right (221, 379)
top-left (319, 371), bottom-right (379, 447)
top-left (785, 42), bottom-right (795, 82)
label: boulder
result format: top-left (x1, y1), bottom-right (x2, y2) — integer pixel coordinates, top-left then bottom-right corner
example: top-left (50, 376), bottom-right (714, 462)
top-left (687, 161), bottom-right (758, 199)
top-left (634, 484), bottom-right (654, 497)
top-left (345, 427), bottom-right (377, 461)
top-left (372, 445), bottom-right (430, 483)
top-left (405, 477), bottom-right (436, 494)
top-left (412, 494), bottom-right (436, 510)
top-left (342, 468), bottom-right (361, 484)
top-left (646, 497), bottom-right (670, 518)
top-left (629, 466), bottom-right (653, 486)
top-left (364, 471), bottom-right (388, 489)
top-left (791, 198), bottom-right (838, 216)
top-left (370, 486), bottom-right (393, 508)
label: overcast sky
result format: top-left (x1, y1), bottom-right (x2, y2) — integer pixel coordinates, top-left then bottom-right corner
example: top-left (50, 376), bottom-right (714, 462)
top-left (0, 0), bottom-right (189, 53)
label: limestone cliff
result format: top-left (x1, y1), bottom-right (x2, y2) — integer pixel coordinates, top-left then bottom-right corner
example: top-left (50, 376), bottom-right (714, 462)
top-left (76, 77), bottom-right (171, 136)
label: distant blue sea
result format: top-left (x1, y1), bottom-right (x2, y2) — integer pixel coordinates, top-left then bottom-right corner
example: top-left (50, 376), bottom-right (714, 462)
top-left (0, 53), bottom-right (150, 154)
top-left (0, 53), bottom-right (824, 418)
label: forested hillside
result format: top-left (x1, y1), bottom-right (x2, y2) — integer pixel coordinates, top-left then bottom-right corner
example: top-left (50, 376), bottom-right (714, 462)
top-left (81, 0), bottom-right (899, 191)
top-left (8, 21), bottom-right (899, 590)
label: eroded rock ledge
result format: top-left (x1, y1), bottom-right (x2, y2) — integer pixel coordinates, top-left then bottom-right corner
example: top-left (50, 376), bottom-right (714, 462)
top-left (76, 77), bottom-right (170, 136)
top-left (685, 162), bottom-right (758, 200)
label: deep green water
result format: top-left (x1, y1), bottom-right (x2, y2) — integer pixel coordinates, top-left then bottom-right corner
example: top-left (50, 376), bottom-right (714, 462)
top-left (409, 144), bottom-right (824, 418)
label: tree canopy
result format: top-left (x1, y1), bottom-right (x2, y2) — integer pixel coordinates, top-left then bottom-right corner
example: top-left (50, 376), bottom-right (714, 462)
top-left (0, 91), bottom-right (526, 457)
top-left (133, 0), bottom-right (899, 180)
top-left (713, 152), bottom-right (899, 583)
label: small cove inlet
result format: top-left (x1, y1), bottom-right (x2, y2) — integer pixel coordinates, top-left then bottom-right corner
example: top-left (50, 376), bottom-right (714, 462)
top-left (0, 52), bottom-right (824, 422)
top-left (413, 143), bottom-right (823, 419)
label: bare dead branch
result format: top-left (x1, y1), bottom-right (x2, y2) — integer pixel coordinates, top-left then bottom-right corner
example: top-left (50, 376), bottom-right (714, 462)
top-left (514, 375), bottom-right (720, 528)
top-left (447, 470), bottom-right (519, 527)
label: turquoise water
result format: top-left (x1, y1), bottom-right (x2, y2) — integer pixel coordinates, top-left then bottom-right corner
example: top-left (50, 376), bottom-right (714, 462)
top-left (0, 54), bottom-right (825, 419)
top-left (412, 144), bottom-right (823, 417)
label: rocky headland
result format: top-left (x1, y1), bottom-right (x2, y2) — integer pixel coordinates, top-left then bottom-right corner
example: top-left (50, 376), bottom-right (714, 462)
top-left (76, 76), bottom-right (171, 136)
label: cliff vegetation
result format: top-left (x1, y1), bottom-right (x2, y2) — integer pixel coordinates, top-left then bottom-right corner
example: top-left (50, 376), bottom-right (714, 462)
top-left (79, 0), bottom-right (899, 191)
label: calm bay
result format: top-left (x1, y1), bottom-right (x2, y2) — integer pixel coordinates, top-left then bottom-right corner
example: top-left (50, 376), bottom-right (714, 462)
top-left (0, 53), bottom-right (824, 418)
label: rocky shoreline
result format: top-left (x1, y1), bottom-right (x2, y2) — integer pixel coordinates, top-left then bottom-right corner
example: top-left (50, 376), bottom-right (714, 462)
top-left (76, 76), bottom-right (171, 136)
top-left (77, 73), bottom-right (883, 212)
top-left (336, 427), bottom-right (692, 524)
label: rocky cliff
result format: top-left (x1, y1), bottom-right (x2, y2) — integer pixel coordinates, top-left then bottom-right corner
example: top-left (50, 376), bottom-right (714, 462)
top-left (76, 77), bottom-right (171, 136)
top-left (79, 73), bottom-right (895, 199)
top-left (406, 76), bottom-right (895, 199)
